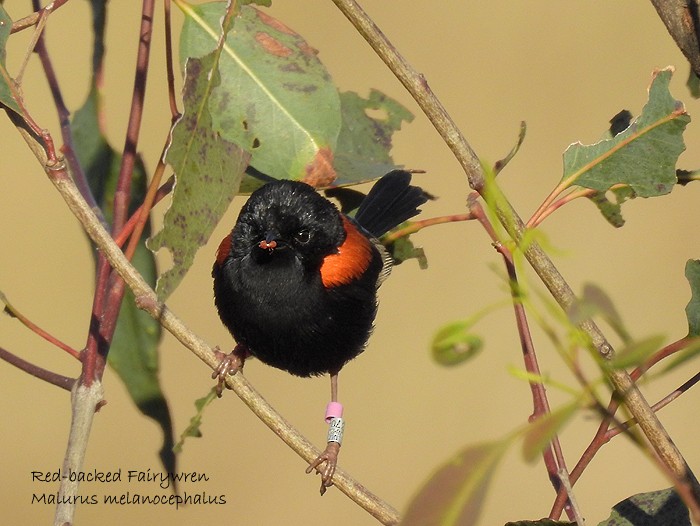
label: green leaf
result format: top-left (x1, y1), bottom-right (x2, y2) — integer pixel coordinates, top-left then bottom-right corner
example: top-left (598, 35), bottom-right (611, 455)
top-left (597, 488), bottom-right (690, 526)
top-left (522, 401), bottom-right (578, 463)
top-left (174, 388), bottom-right (218, 453)
top-left (72, 87), bottom-right (175, 475)
top-left (563, 67), bottom-right (689, 199)
top-left (178, 2), bottom-right (341, 186)
top-left (388, 234), bottom-right (428, 269)
top-left (431, 320), bottom-right (483, 366)
top-left (149, 55), bottom-right (250, 300)
top-left (684, 259), bottom-right (700, 336)
top-left (402, 440), bottom-right (510, 526)
top-left (586, 186), bottom-right (635, 228)
top-left (332, 89), bottom-right (414, 184)
top-left (0, 6), bottom-right (21, 115)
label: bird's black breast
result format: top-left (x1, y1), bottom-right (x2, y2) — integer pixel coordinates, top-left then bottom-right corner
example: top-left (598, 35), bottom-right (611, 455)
top-left (213, 246), bottom-right (383, 376)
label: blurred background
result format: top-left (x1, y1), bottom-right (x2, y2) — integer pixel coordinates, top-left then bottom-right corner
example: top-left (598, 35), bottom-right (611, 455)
top-left (1, 1), bottom-right (699, 525)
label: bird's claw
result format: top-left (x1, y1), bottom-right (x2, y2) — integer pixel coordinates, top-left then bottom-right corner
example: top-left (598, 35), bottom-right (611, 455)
top-left (306, 442), bottom-right (341, 495)
top-left (212, 345), bottom-right (246, 397)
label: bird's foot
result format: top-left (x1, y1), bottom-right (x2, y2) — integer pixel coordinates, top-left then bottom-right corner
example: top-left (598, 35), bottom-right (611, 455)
top-left (211, 344), bottom-right (247, 397)
top-left (306, 442), bottom-right (341, 495)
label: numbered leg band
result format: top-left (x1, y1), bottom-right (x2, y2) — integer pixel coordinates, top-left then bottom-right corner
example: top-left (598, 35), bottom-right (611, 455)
top-left (327, 417), bottom-right (345, 445)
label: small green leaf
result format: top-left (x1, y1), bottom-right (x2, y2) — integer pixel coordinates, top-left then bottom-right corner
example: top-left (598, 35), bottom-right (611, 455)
top-left (388, 235), bottom-right (428, 269)
top-left (564, 67), bottom-right (689, 199)
top-left (597, 488), bottom-right (689, 526)
top-left (606, 334), bottom-right (666, 370)
top-left (0, 6), bottom-right (22, 115)
top-left (522, 401), bottom-right (578, 463)
top-left (586, 187), bottom-right (636, 228)
top-left (332, 89), bottom-right (414, 184)
top-left (149, 55), bottom-right (250, 300)
top-left (179, 2), bottom-right (341, 185)
top-left (402, 440), bottom-right (511, 526)
top-left (684, 260), bottom-right (700, 336)
top-left (431, 320), bottom-right (483, 366)
top-left (174, 388), bottom-right (218, 453)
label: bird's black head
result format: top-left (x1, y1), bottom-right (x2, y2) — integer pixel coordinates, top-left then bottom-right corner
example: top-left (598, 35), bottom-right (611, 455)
top-left (230, 180), bottom-right (345, 268)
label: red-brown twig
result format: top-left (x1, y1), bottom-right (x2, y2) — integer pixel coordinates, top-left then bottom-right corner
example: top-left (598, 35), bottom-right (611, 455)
top-left (469, 198), bottom-right (577, 521)
top-left (0, 345), bottom-right (74, 390)
top-left (1, 291), bottom-right (80, 360)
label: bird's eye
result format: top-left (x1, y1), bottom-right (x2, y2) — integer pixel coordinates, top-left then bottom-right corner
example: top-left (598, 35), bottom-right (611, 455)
top-left (294, 229), bottom-right (311, 244)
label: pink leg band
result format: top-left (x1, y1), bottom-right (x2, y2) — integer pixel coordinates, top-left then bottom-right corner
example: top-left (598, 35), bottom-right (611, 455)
top-left (325, 402), bottom-right (344, 423)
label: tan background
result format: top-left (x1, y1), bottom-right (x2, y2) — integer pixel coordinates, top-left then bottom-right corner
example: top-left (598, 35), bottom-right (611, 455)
top-left (1, 1), bottom-right (699, 525)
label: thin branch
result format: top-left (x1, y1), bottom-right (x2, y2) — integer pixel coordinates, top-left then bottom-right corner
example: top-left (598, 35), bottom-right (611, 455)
top-left (0, 291), bottom-right (80, 359)
top-left (331, 0), bottom-right (700, 502)
top-left (0, 345), bottom-right (74, 391)
top-left (163, 0), bottom-right (180, 120)
top-left (382, 213), bottom-right (474, 244)
top-left (112, 0), bottom-right (155, 234)
top-left (31, 0), bottom-right (106, 228)
top-left (10, 0), bottom-right (70, 34)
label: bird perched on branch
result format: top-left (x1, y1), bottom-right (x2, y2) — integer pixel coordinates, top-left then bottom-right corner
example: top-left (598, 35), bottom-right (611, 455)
top-left (212, 169), bottom-right (429, 493)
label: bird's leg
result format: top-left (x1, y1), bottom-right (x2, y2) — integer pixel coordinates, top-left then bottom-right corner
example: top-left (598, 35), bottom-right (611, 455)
top-left (211, 343), bottom-right (249, 397)
top-left (306, 371), bottom-right (345, 495)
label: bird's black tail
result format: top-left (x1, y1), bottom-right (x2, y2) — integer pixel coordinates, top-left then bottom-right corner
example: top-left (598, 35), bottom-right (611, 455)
top-left (354, 170), bottom-right (429, 238)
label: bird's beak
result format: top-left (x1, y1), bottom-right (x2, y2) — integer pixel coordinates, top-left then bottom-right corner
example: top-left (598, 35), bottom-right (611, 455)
top-left (259, 231), bottom-right (279, 250)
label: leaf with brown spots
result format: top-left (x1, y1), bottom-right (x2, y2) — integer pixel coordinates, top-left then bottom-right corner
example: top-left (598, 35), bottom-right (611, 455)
top-left (148, 55), bottom-right (250, 300)
top-left (178, 3), bottom-right (341, 184)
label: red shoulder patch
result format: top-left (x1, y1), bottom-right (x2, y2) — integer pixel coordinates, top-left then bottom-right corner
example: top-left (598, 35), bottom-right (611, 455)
top-left (215, 234), bottom-right (233, 267)
top-left (320, 216), bottom-right (374, 288)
